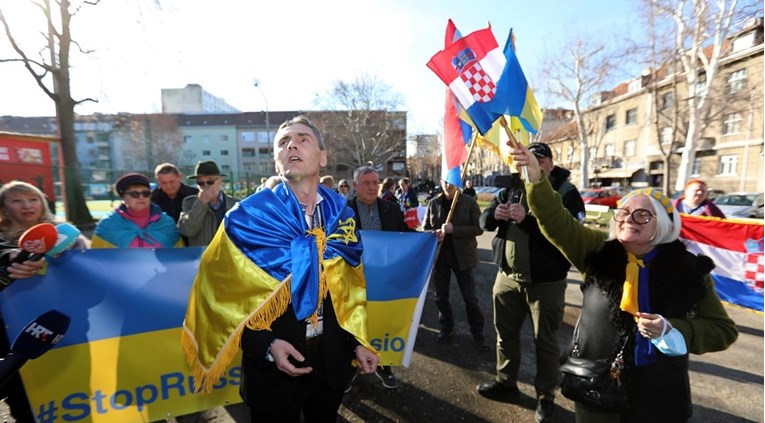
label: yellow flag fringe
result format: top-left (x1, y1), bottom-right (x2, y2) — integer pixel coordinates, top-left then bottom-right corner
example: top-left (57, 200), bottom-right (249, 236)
top-left (183, 227), bottom-right (334, 393)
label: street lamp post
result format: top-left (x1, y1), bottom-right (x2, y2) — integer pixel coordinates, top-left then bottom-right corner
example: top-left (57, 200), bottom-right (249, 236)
top-left (252, 79), bottom-right (270, 142)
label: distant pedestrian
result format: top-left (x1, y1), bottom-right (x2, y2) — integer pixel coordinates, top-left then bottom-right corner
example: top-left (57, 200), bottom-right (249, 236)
top-left (320, 175), bottom-right (335, 191)
top-left (423, 179), bottom-right (488, 351)
top-left (462, 179), bottom-right (477, 198)
top-left (380, 177), bottom-right (396, 203)
top-left (673, 179), bottom-right (725, 218)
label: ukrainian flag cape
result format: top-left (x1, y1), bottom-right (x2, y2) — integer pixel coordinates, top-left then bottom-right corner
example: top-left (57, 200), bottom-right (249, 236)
top-left (182, 183), bottom-right (372, 392)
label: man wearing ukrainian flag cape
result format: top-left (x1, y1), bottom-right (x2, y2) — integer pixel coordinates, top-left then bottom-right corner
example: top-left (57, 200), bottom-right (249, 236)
top-left (182, 116), bottom-right (379, 421)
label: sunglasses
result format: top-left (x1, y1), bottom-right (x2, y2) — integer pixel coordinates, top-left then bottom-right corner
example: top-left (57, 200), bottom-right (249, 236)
top-left (339, 185), bottom-right (349, 188)
top-left (125, 190), bottom-right (151, 199)
top-left (197, 179), bottom-right (218, 187)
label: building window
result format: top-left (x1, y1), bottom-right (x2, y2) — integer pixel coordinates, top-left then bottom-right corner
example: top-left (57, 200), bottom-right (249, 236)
top-left (220, 150), bottom-right (229, 156)
top-left (718, 155), bottom-right (737, 175)
top-left (624, 140), bottom-right (636, 156)
top-left (727, 69), bottom-right (747, 94)
top-left (693, 77), bottom-right (707, 98)
top-left (242, 148), bottom-right (256, 157)
top-left (184, 135), bottom-right (192, 143)
top-left (691, 157), bottom-right (702, 176)
top-left (202, 135), bottom-right (210, 144)
top-left (605, 143), bottom-right (615, 156)
top-left (241, 132), bottom-right (256, 142)
top-left (625, 108), bottom-right (637, 125)
top-left (257, 131), bottom-right (271, 144)
top-left (627, 79), bottom-right (641, 93)
top-left (660, 92), bottom-right (675, 110)
top-left (605, 114), bottom-right (616, 131)
top-left (723, 113), bottom-right (743, 135)
top-left (202, 150), bottom-right (211, 156)
top-left (222, 165), bottom-right (230, 172)
top-left (221, 134), bottom-right (229, 141)
top-left (566, 147), bottom-right (574, 162)
top-left (258, 148), bottom-right (270, 155)
top-left (660, 127), bottom-right (673, 145)
top-left (589, 146), bottom-right (598, 159)
top-left (732, 32), bottom-right (755, 53)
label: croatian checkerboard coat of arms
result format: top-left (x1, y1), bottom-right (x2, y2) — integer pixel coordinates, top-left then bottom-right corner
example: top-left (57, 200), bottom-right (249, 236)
top-left (452, 48), bottom-right (496, 103)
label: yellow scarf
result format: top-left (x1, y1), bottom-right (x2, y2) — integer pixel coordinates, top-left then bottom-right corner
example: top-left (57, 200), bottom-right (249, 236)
top-left (620, 252), bottom-right (644, 321)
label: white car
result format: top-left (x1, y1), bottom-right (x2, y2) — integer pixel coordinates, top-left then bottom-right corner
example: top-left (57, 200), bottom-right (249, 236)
top-left (714, 192), bottom-right (764, 219)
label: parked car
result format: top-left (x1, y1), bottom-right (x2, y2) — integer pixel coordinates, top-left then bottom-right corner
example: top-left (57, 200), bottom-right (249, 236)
top-left (670, 188), bottom-right (726, 202)
top-left (581, 188), bottom-right (622, 209)
top-left (714, 192), bottom-right (764, 219)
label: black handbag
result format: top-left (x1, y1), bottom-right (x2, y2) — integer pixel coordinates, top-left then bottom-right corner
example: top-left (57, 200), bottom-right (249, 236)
top-left (559, 323), bottom-right (629, 411)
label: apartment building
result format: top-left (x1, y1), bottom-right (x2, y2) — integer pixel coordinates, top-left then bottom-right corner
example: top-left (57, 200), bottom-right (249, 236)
top-left (543, 18), bottom-right (764, 193)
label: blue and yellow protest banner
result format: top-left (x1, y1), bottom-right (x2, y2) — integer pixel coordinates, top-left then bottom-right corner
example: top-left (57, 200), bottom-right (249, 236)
top-left (0, 231), bottom-right (437, 422)
top-left (361, 231), bottom-right (437, 366)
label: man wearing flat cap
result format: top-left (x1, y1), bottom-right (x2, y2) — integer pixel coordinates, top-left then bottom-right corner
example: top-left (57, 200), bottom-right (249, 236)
top-left (178, 161), bottom-right (240, 246)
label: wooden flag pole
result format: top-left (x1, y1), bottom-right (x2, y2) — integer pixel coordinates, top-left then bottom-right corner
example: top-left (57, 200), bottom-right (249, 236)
top-left (499, 116), bottom-right (529, 181)
top-left (435, 130), bottom-right (479, 259)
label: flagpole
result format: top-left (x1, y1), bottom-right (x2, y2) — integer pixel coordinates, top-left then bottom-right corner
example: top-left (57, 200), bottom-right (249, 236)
top-left (499, 116), bottom-right (529, 182)
top-left (435, 130), bottom-right (479, 260)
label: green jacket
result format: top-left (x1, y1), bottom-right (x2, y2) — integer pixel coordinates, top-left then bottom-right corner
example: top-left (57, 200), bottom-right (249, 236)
top-left (525, 174), bottom-right (737, 355)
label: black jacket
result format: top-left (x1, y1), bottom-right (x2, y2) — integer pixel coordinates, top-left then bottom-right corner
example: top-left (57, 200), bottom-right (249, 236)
top-left (151, 183), bottom-right (199, 223)
top-left (481, 167), bottom-right (585, 283)
top-left (347, 197), bottom-right (411, 232)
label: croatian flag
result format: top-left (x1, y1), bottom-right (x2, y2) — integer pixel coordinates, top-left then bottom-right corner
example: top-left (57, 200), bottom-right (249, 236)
top-left (441, 19), bottom-right (473, 188)
top-left (427, 24), bottom-right (542, 135)
top-left (680, 215), bottom-right (764, 311)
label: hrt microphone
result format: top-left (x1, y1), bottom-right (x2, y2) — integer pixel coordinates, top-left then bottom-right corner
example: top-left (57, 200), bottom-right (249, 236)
top-left (0, 223), bottom-right (57, 285)
top-left (45, 223), bottom-right (82, 257)
top-left (0, 309), bottom-right (70, 388)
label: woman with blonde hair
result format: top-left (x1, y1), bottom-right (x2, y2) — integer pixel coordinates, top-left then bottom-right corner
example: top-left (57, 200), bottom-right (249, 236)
top-left (0, 180), bottom-right (57, 422)
top-left (0, 181), bottom-right (56, 244)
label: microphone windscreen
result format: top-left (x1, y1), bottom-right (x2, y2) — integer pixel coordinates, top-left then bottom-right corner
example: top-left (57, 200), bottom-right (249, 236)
top-left (10, 310), bottom-right (71, 359)
top-left (46, 223), bottom-right (82, 257)
top-left (17, 223), bottom-right (58, 254)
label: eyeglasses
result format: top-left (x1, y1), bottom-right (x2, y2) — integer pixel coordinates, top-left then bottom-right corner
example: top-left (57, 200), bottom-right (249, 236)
top-left (197, 179), bottom-right (218, 186)
top-left (125, 190), bottom-right (151, 199)
top-left (339, 185), bottom-right (349, 188)
top-left (613, 208), bottom-right (655, 225)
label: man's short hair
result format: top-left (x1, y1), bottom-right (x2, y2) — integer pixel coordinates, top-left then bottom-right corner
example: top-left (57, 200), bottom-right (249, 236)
top-left (154, 163), bottom-right (180, 177)
top-left (320, 175), bottom-right (335, 185)
top-left (400, 177), bottom-right (410, 185)
top-left (277, 116), bottom-right (325, 150)
top-left (353, 166), bottom-right (378, 181)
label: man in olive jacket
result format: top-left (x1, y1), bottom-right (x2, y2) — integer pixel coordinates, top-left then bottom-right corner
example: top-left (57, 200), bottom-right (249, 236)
top-left (476, 143), bottom-right (585, 423)
top-left (423, 179), bottom-right (487, 351)
top-left (178, 161), bottom-right (239, 246)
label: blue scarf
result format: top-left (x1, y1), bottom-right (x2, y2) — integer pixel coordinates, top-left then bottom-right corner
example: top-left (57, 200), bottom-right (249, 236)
top-left (94, 204), bottom-right (179, 248)
top-left (224, 183), bottom-right (362, 320)
top-left (635, 248), bottom-right (659, 366)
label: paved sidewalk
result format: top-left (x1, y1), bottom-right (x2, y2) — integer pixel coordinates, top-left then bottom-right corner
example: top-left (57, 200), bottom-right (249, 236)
top-left (1, 231), bottom-right (761, 422)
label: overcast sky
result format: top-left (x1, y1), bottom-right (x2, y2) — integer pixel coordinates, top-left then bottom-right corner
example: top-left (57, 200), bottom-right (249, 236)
top-left (0, 0), bottom-right (642, 134)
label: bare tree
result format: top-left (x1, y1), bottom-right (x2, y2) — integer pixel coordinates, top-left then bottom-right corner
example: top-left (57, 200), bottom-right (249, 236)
top-left (407, 134), bottom-right (441, 182)
top-left (0, 0), bottom-right (97, 227)
top-left (111, 114), bottom-right (184, 172)
top-left (311, 74), bottom-right (406, 174)
top-left (649, 0), bottom-right (759, 191)
top-left (542, 36), bottom-right (622, 189)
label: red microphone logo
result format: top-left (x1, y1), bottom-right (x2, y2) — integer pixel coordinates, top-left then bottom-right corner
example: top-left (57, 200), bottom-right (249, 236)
top-left (17, 223), bottom-right (58, 255)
